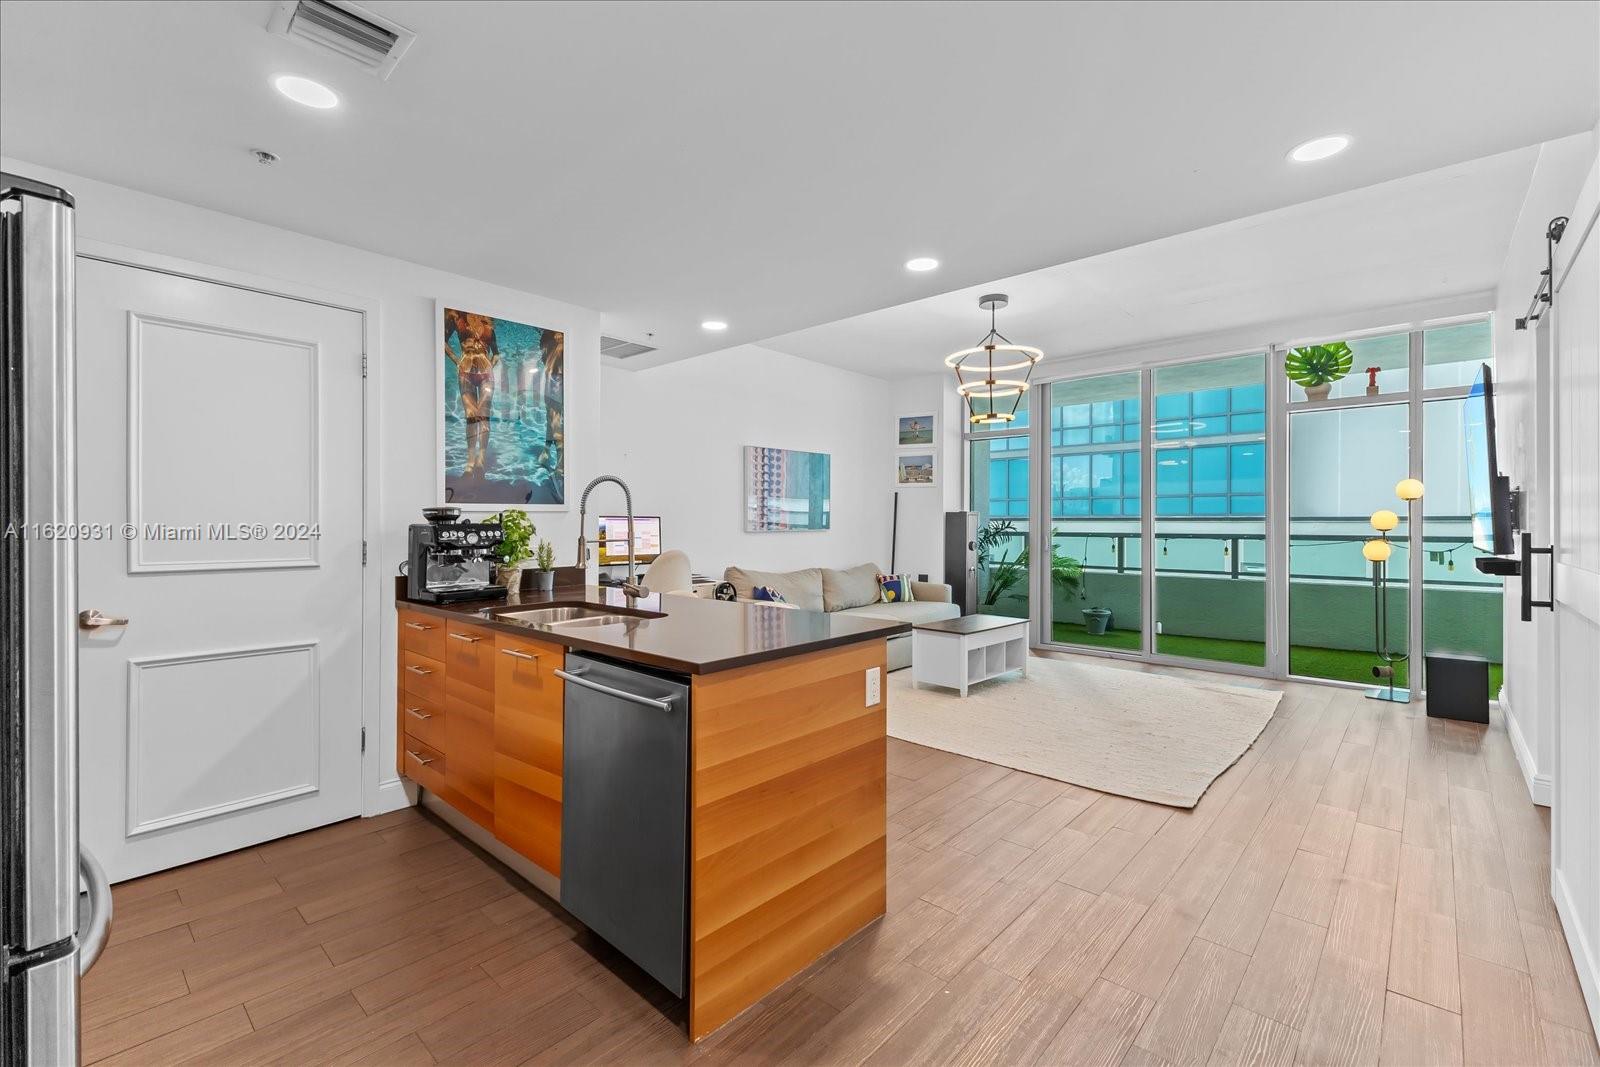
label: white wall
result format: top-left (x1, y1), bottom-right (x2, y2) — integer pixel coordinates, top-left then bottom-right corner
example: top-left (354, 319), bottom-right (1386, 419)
top-left (883, 373), bottom-right (965, 581)
top-left (3, 155), bottom-right (602, 813)
top-left (598, 345), bottom-right (897, 577)
top-left (1491, 130), bottom-right (1596, 804)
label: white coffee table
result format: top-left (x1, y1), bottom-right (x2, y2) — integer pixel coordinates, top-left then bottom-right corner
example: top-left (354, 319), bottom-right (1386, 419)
top-left (912, 615), bottom-right (1029, 696)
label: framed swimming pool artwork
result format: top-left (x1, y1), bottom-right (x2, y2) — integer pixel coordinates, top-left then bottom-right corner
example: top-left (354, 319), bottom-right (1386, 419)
top-left (436, 301), bottom-right (567, 509)
top-left (744, 446), bottom-right (831, 532)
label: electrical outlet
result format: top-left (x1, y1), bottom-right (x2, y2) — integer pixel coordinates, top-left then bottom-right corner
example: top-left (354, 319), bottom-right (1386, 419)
top-left (865, 666), bottom-right (881, 707)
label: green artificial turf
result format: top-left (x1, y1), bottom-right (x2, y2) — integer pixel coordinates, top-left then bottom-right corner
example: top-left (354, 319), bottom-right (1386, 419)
top-left (1048, 623), bottom-right (1503, 693)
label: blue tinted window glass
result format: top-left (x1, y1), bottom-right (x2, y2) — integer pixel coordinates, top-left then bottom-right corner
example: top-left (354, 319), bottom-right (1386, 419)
top-left (1122, 450), bottom-right (1140, 495)
top-left (1060, 455), bottom-right (1089, 497)
top-left (1091, 401), bottom-right (1118, 425)
top-left (1091, 425), bottom-right (1120, 444)
top-left (1008, 459), bottom-right (1028, 500)
top-left (1230, 495), bottom-right (1266, 514)
top-left (1155, 393), bottom-right (1189, 420)
top-left (1231, 384), bottom-right (1266, 412)
top-left (1063, 404), bottom-right (1090, 428)
top-left (1064, 428), bottom-right (1091, 446)
top-left (1193, 446), bottom-right (1228, 495)
top-left (1091, 453), bottom-right (1119, 495)
top-left (1190, 414), bottom-right (1227, 437)
top-left (1155, 454), bottom-right (1189, 495)
top-left (1230, 412), bottom-right (1266, 434)
top-left (1122, 498), bottom-right (1142, 516)
top-left (1193, 388), bottom-right (1229, 417)
top-left (1156, 497), bottom-right (1190, 516)
top-left (1193, 496), bottom-right (1227, 515)
top-left (1230, 443), bottom-right (1266, 495)
top-left (1061, 498), bottom-right (1089, 516)
top-left (1123, 423), bottom-right (1141, 442)
top-left (1091, 498), bottom-right (1119, 516)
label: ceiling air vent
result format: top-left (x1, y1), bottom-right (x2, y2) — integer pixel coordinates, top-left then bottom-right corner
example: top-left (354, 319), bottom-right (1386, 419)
top-left (601, 336), bottom-right (658, 361)
top-left (268, 0), bottom-right (416, 80)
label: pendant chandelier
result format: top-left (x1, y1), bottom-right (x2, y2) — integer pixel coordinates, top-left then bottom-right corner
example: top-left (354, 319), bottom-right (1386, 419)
top-left (945, 293), bottom-right (1042, 426)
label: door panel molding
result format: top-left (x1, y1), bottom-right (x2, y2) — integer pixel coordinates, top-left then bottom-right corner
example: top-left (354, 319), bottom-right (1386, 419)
top-left (125, 310), bottom-right (323, 574)
top-left (125, 641), bottom-right (321, 837)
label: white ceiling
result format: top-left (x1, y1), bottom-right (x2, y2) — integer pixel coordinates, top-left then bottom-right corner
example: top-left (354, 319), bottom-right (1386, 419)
top-left (761, 142), bottom-right (1566, 378)
top-left (2, 1), bottom-right (1595, 368)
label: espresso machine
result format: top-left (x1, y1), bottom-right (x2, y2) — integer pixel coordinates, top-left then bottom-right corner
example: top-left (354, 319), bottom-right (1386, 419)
top-left (405, 507), bottom-right (508, 603)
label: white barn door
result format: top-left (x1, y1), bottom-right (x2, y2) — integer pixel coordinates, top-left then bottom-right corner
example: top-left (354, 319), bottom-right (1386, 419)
top-left (75, 257), bottom-right (365, 882)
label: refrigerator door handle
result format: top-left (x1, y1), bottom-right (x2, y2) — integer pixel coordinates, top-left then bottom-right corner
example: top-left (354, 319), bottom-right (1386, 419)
top-left (78, 846), bottom-right (113, 975)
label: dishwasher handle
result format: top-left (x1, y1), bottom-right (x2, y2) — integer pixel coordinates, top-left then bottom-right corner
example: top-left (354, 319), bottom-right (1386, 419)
top-left (555, 667), bottom-right (676, 713)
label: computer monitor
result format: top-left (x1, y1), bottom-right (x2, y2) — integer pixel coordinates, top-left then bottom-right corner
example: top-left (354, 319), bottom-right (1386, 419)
top-left (597, 516), bottom-right (662, 566)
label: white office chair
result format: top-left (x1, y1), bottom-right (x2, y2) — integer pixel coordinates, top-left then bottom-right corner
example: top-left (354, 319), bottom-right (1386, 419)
top-left (643, 549), bottom-right (693, 595)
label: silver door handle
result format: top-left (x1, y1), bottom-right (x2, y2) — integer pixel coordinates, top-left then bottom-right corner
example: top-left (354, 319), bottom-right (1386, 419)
top-left (448, 632), bottom-right (481, 643)
top-left (555, 667), bottom-right (674, 712)
top-left (406, 749), bottom-right (435, 765)
top-left (405, 708), bottom-right (431, 720)
top-left (78, 610), bottom-right (128, 629)
top-left (405, 665), bottom-right (433, 676)
top-left (78, 847), bottom-right (112, 976)
top-left (403, 621), bottom-right (434, 631)
top-left (499, 648), bottom-right (539, 661)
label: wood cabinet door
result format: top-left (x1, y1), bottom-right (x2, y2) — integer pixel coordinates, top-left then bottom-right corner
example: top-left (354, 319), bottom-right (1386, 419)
top-left (493, 633), bottom-right (564, 874)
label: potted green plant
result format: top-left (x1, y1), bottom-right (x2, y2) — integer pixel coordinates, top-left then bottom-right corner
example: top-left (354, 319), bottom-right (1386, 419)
top-left (1284, 341), bottom-right (1353, 401)
top-left (976, 520), bottom-right (1083, 610)
top-left (530, 538), bottom-right (556, 593)
top-left (489, 508), bottom-right (535, 588)
top-left (1077, 569), bottom-right (1113, 634)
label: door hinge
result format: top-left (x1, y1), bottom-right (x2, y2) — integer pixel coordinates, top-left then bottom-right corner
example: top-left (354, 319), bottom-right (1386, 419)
top-left (360, 726), bottom-right (366, 754)
top-left (361, 355), bottom-right (368, 378)
top-left (362, 540), bottom-right (368, 565)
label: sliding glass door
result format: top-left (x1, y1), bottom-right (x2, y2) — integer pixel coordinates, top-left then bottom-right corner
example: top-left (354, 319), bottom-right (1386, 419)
top-left (1151, 354), bottom-right (1269, 667)
top-left (976, 315), bottom-right (1500, 692)
top-left (1045, 373), bottom-right (1141, 651)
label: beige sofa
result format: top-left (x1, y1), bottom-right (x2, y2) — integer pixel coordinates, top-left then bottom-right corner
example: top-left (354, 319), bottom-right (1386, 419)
top-left (723, 563), bottom-right (959, 670)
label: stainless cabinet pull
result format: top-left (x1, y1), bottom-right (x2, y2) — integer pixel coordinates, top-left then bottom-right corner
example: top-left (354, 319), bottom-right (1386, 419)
top-left (448, 632), bottom-right (481, 643)
top-left (404, 621), bottom-right (434, 631)
top-left (406, 749), bottom-right (435, 765)
top-left (405, 707), bottom-right (431, 720)
top-left (499, 648), bottom-right (539, 661)
top-left (405, 665), bottom-right (433, 676)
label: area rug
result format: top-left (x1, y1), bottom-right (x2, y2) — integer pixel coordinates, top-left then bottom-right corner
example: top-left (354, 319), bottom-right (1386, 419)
top-left (888, 657), bottom-right (1281, 808)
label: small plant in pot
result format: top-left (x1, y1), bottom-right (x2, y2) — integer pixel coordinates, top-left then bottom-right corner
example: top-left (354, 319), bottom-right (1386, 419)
top-left (529, 538), bottom-right (556, 593)
top-left (1284, 341), bottom-right (1353, 401)
top-left (489, 508), bottom-right (534, 589)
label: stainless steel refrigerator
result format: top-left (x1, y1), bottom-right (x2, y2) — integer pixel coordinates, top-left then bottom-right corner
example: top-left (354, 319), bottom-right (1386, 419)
top-left (2, 172), bottom-right (112, 1063)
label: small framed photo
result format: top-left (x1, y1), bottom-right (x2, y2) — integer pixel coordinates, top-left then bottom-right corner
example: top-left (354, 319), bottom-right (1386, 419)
top-left (896, 452), bottom-right (936, 487)
top-left (897, 412), bottom-right (936, 448)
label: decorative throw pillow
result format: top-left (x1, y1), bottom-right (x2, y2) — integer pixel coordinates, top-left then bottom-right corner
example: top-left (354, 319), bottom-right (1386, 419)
top-left (878, 574), bottom-right (915, 604)
top-left (752, 586), bottom-right (787, 603)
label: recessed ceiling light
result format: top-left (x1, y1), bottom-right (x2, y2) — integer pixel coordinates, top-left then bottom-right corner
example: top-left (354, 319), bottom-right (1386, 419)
top-left (274, 74), bottom-right (339, 110)
top-left (905, 257), bottom-right (940, 272)
top-left (701, 320), bottom-right (728, 331)
top-left (1288, 134), bottom-right (1350, 163)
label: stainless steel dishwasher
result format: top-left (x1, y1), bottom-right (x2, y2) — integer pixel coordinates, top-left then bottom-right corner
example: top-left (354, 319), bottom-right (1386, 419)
top-left (556, 652), bottom-right (691, 997)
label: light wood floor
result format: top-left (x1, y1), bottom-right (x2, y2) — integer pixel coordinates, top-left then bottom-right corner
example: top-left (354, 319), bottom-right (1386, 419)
top-left (82, 660), bottom-right (1600, 1066)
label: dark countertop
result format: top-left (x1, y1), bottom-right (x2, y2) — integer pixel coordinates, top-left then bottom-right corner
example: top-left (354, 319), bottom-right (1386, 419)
top-left (396, 584), bottom-right (909, 675)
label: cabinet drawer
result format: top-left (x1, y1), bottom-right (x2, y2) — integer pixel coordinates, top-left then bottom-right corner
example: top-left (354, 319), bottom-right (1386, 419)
top-left (495, 755), bottom-right (562, 876)
top-left (400, 650), bottom-right (445, 704)
top-left (398, 609), bottom-right (447, 660)
top-left (494, 633), bottom-right (564, 777)
top-left (445, 621), bottom-right (497, 702)
top-left (398, 693), bottom-right (446, 751)
top-left (401, 736), bottom-right (447, 795)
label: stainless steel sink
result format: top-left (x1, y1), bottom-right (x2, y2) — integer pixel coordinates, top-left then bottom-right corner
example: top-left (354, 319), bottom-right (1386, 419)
top-left (485, 604), bottom-right (661, 632)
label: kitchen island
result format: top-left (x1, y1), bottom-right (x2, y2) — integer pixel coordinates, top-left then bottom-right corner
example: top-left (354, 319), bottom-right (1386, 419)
top-left (394, 583), bottom-right (906, 1041)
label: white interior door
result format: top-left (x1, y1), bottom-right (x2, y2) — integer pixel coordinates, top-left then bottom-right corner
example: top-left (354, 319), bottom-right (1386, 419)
top-left (75, 258), bottom-right (365, 883)
top-left (1549, 198), bottom-right (1600, 1031)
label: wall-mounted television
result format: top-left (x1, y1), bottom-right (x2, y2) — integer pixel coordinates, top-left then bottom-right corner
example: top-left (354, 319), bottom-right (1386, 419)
top-left (1463, 363), bottom-right (1513, 556)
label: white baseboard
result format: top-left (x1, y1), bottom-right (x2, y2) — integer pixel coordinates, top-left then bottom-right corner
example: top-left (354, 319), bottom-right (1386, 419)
top-left (1501, 685), bottom-right (1552, 807)
top-left (1553, 868), bottom-right (1600, 1038)
top-left (367, 775), bottom-right (414, 817)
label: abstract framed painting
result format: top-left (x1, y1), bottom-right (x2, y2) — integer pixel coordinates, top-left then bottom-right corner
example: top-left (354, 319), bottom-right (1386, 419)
top-left (436, 301), bottom-right (567, 509)
top-left (744, 446), bottom-right (831, 532)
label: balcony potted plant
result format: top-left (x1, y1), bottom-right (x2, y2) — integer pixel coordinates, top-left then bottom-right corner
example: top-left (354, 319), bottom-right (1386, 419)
top-left (1078, 570), bottom-right (1113, 635)
top-left (1284, 341), bottom-right (1353, 401)
top-left (529, 538), bottom-right (556, 593)
top-left (490, 508), bottom-right (534, 589)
